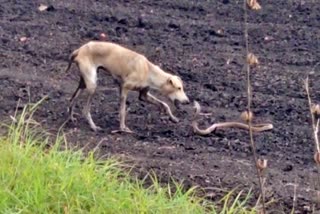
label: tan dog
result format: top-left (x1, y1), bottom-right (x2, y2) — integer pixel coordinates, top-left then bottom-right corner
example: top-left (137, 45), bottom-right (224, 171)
top-left (64, 41), bottom-right (190, 133)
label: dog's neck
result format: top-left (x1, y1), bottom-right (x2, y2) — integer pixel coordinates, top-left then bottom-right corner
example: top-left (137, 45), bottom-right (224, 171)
top-left (147, 64), bottom-right (170, 90)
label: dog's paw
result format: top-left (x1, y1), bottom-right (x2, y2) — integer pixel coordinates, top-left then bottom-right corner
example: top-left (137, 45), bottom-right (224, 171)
top-left (111, 127), bottom-right (134, 134)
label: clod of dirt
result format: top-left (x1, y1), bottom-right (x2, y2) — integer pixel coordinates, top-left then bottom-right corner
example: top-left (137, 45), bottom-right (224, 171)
top-left (168, 22), bottom-right (180, 29)
top-left (264, 36), bottom-right (274, 42)
top-left (207, 147), bottom-right (216, 153)
top-left (204, 83), bottom-right (218, 91)
top-left (19, 37), bottom-right (27, 42)
top-left (99, 33), bottom-right (107, 40)
top-left (46, 5), bottom-right (55, 11)
top-left (155, 47), bottom-right (162, 54)
top-left (38, 4), bottom-right (55, 12)
top-left (118, 18), bottom-right (128, 25)
top-left (137, 16), bottom-right (146, 28)
top-left (283, 164), bottom-right (293, 172)
top-left (222, 0), bottom-right (230, 4)
top-left (38, 4), bottom-right (48, 11)
top-left (208, 29), bottom-right (224, 37)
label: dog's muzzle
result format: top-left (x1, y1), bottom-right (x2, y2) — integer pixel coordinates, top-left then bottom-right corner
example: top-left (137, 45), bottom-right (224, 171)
top-left (174, 99), bottom-right (190, 108)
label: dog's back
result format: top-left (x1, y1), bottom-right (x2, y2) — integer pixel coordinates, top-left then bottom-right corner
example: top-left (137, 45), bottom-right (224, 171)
top-left (78, 41), bottom-right (141, 60)
top-left (78, 41), bottom-right (149, 82)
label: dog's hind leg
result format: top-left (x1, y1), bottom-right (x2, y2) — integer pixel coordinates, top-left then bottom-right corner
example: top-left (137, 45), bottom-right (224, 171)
top-left (68, 76), bottom-right (85, 123)
top-left (81, 66), bottom-right (101, 132)
top-left (139, 90), bottom-right (179, 123)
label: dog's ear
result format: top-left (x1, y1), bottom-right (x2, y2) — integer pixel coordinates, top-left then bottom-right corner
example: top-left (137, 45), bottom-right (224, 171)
top-left (167, 77), bottom-right (174, 86)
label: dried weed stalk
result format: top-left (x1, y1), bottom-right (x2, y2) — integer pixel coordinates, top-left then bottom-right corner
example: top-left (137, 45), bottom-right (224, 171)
top-left (304, 63), bottom-right (320, 206)
top-left (191, 0), bottom-right (269, 211)
top-left (243, 0), bottom-right (266, 213)
top-left (305, 79), bottom-right (320, 154)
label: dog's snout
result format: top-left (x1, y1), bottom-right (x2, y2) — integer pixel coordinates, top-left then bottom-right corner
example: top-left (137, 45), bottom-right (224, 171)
top-left (180, 97), bottom-right (190, 105)
top-left (174, 98), bottom-right (190, 109)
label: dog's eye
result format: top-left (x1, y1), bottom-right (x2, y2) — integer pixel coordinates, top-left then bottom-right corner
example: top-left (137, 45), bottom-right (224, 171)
top-left (178, 87), bottom-right (182, 90)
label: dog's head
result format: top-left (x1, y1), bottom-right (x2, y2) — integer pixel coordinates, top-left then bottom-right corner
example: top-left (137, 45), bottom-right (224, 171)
top-left (162, 75), bottom-right (190, 107)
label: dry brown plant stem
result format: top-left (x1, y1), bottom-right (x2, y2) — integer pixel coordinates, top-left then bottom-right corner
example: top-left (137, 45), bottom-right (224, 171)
top-left (305, 76), bottom-right (320, 152)
top-left (304, 74), bottom-right (320, 200)
top-left (292, 181), bottom-right (297, 214)
top-left (243, 0), bottom-right (266, 213)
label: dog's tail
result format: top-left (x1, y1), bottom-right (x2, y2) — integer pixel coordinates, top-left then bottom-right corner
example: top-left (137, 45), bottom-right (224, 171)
top-left (64, 49), bottom-right (79, 73)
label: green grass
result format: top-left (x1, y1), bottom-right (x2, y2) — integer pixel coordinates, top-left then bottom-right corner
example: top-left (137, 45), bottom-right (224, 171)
top-left (0, 99), bottom-right (257, 214)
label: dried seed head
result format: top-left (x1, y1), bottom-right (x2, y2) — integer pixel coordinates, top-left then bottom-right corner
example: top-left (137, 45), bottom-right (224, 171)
top-left (256, 159), bottom-right (268, 171)
top-left (247, 0), bottom-right (262, 10)
top-left (240, 110), bottom-right (253, 122)
top-left (314, 152), bottom-right (320, 165)
top-left (264, 36), bottom-right (273, 42)
top-left (311, 104), bottom-right (320, 117)
top-left (247, 53), bottom-right (259, 66)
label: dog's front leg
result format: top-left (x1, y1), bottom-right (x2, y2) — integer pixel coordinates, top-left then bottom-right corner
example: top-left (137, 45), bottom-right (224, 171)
top-left (112, 86), bottom-right (134, 133)
top-left (141, 91), bottom-right (179, 123)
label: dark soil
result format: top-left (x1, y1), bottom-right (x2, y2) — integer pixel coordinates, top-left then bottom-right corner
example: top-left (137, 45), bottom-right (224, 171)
top-left (1, 0), bottom-right (320, 212)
